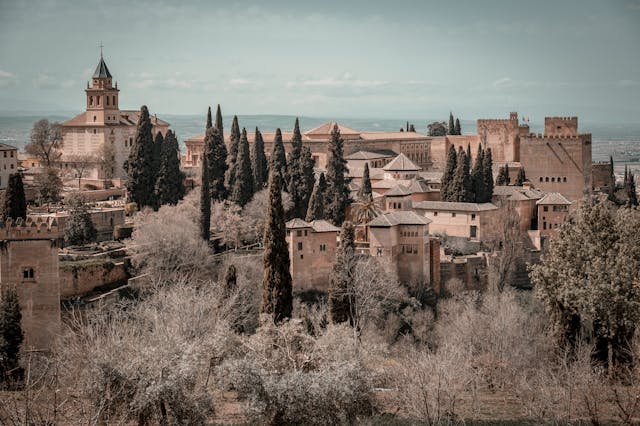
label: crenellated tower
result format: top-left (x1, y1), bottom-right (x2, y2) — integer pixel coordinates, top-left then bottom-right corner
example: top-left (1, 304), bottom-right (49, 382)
top-left (85, 51), bottom-right (120, 125)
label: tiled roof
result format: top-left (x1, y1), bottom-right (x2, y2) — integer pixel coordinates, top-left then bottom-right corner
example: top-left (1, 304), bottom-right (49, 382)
top-left (359, 132), bottom-right (429, 140)
top-left (0, 143), bottom-right (17, 150)
top-left (536, 192), bottom-right (572, 206)
top-left (405, 178), bottom-right (435, 193)
top-left (417, 171), bottom-right (442, 183)
top-left (93, 56), bottom-right (112, 78)
top-left (372, 179), bottom-right (406, 189)
top-left (286, 218), bottom-right (311, 229)
top-left (367, 211), bottom-right (431, 227)
top-left (382, 153), bottom-right (421, 171)
top-left (345, 150), bottom-right (396, 160)
top-left (492, 185), bottom-right (543, 201)
top-left (413, 201), bottom-right (499, 212)
top-left (348, 167), bottom-right (385, 179)
top-left (61, 110), bottom-right (170, 127)
top-left (309, 220), bottom-right (340, 233)
top-left (385, 185), bottom-right (412, 197)
top-left (304, 121), bottom-right (360, 136)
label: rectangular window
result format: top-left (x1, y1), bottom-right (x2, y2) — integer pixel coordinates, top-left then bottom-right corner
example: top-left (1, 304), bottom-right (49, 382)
top-left (320, 244), bottom-right (326, 251)
top-left (452, 212), bottom-right (456, 218)
top-left (433, 212), bottom-right (438, 216)
top-left (296, 230), bottom-right (302, 237)
top-left (543, 206), bottom-right (548, 212)
top-left (297, 242), bottom-right (303, 250)
top-left (471, 214), bottom-right (476, 220)
top-left (376, 247), bottom-right (383, 256)
top-left (3, 152), bottom-right (6, 158)
top-left (470, 225), bottom-right (477, 238)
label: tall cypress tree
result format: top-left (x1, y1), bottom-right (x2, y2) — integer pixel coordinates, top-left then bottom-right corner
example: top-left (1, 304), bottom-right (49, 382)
top-left (230, 128), bottom-right (254, 207)
top-left (151, 132), bottom-right (164, 208)
top-left (325, 124), bottom-right (350, 225)
top-left (0, 285), bottom-right (23, 376)
top-left (207, 126), bottom-right (228, 202)
top-left (454, 118), bottom-right (461, 135)
top-left (306, 173), bottom-right (326, 222)
top-left (2, 173), bottom-right (26, 221)
top-left (409, 124), bottom-right (416, 132)
top-left (471, 145), bottom-right (485, 203)
top-left (451, 146), bottom-right (471, 202)
top-left (329, 221), bottom-right (355, 324)
top-left (298, 146), bottom-right (316, 216)
top-left (155, 130), bottom-right (185, 206)
top-left (251, 127), bottom-right (268, 191)
top-left (261, 169), bottom-right (293, 323)
top-left (206, 106), bottom-right (213, 130)
top-left (515, 167), bottom-right (526, 186)
top-left (287, 118), bottom-right (304, 216)
top-left (126, 105), bottom-right (156, 209)
top-left (358, 162), bottom-right (373, 201)
top-left (270, 128), bottom-right (287, 184)
top-left (448, 112), bottom-right (455, 135)
top-left (226, 115), bottom-right (241, 189)
top-left (441, 145), bottom-right (458, 201)
top-left (200, 128), bottom-right (212, 241)
top-left (483, 148), bottom-right (494, 200)
top-left (625, 166), bottom-right (638, 206)
top-left (214, 104), bottom-right (223, 134)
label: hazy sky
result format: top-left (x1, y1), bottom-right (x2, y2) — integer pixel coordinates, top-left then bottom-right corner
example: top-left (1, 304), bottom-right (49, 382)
top-left (1, 0), bottom-right (639, 122)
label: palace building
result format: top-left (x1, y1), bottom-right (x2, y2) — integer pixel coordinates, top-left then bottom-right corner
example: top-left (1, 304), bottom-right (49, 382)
top-left (59, 53), bottom-right (170, 184)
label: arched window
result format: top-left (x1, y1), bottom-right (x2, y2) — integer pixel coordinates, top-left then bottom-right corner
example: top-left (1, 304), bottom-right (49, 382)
top-left (539, 177), bottom-right (543, 182)
top-left (551, 177), bottom-right (555, 182)
top-left (93, 115), bottom-right (96, 122)
top-left (89, 96), bottom-right (93, 105)
top-left (97, 96), bottom-right (100, 106)
top-left (106, 96), bottom-right (110, 106)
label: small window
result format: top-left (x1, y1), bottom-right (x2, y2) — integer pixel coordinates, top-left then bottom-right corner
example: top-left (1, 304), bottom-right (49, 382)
top-left (93, 129), bottom-right (97, 134)
top-left (3, 152), bottom-right (6, 158)
top-left (543, 206), bottom-right (548, 212)
top-left (297, 242), bottom-right (303, 250)
top-left (433, 211), bottom-right (438, 216)
top-left (286, 230), bottom-right (291, 236)
top-left (376, 247), bottom-right (383, 256)
top-left (471, 214), bottom-right (476, 220)
top-left (539, 177), bottom-right (543, 182)
top-left (320, 244), bottom-right (326, 251)
top-left (452, 212), bottom-right (456, 218)
top-left (551, 177), bottom-right (555, 182)
top-left (22, 268), bottom-right (35, 280)
top-left (545, 177), bottom-right (549, 182)
top-left (10, 164), bottom-right (13, 169)
top-left (304, 230), bottom-right (308, 236)
top-left (543, 222), bottom-right (547, 230)
top-left (10, 151), bottom-right (14, 158)
top-left (296, 230), bottom-right (302, 237)
top-left (300, 254), bottom-right (303, 259)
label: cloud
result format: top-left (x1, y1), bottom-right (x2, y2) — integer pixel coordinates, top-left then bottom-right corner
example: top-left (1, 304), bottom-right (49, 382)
top-left (229, 78), bottom-right (254, 86)
top-left (490, 77), bottom-right (569, 90)
top-left (287, 72), bottom-right (387, 89)
top-left (131, 78), bottom-right (194, 90)
top-left (0, 69), bottom-right (17, 87)
top-left (492, 77), bottom-right (514, 88)
top-left (32, 73), bottom-right (57, 89)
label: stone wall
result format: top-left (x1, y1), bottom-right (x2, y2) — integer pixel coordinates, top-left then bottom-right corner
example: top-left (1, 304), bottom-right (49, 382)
top-left (592, 162), bottom-right (614, 193)
top-left (59, 259), bottom-right (128, 298)
top-left (440, 254), bottom-right (488, 292)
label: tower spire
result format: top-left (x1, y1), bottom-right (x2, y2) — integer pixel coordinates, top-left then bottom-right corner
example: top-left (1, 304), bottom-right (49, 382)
top-left (99, 41), bottom-right (103, 58)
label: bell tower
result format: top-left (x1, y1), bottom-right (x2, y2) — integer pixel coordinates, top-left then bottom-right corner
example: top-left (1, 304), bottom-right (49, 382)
top-left (85, 47), bottom-right (120, 125)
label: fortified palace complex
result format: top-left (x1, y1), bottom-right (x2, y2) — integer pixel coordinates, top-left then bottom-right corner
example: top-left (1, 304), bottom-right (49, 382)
top-left (0, 53), bottom-right (613, 351)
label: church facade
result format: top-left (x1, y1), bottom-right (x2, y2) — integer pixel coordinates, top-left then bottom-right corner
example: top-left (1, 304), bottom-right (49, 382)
top-left (59, 54), bottom-right (169, 183)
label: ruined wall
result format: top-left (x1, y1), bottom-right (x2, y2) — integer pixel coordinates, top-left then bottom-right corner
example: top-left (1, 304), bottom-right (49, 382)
top-left (439, 255), bottom-right (488, 291)
top-left (59, 259), bottom-right (128, 298)
top-left (592, 162), bottom-right (614, 192)
top-left (288, 230), bottom-right (337, 293)
top-left (477, 112), bottom-right (520, 163)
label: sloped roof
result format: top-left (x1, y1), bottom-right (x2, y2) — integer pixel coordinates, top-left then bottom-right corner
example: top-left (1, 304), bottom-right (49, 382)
top-left (405, 178), bottom-right (435, 193)
top-left (382, 153), bottom-right (421, 171)
top-left (345, 150), bottom-right (396, 160)
top-left (348, 167), bottom-right (385, 179)
top-left (93, 56), bottom-right (112, 78)
top-left (359, 132), bottom-right (429, 141)
top-left (413, 201), bottom-right (499, 212)
top-left (385, 185), bottom-right (412, 197)
top-left (367, 211), bottom-right (431, 227)
top-left (536, 192), bottom-right (572, 206)
top-left (304, 121), bottom-right (360, 136)
top-left (492, 185), bottom-right (543, 201)
top-left (286, 218), bottom-right (312, 229)
top-left (0, 143), bottom-right (17, 150)
top-left (61, 110), bottom-right (170, 127)
top-left (309, 220), bottom-right (340, 233)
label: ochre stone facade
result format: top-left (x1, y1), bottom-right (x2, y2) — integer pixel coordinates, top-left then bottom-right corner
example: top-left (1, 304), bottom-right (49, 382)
top-left (0, 218), bottom-right (60, 351)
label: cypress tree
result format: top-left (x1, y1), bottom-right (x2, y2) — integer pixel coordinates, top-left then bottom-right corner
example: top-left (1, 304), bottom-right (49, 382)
top-left (298, 146), bottom-right (316, 217)
top-left (329, 221), bottom-right (355, 324)
top-left (226, 115), bottom-right (241, 189)
top-left (200, 128), bottom-right (212, 242)
top-left (448, 112), bottom-right (455, 135)
top-left (251, 127), bottom-right (268, 191)
top-left (151, 132), bottom-right (164, 208)
top-left (206, 106), bottom-right (213, 130)
top-left (358, 162), bottom-right (373, 201)
top-left (270, 128), bottom-right (287, 184)
top-left (214, 104), bottom-right (223, 133)
top-left (496, 165), bottom-right (508, 186)
top-left (207, 126), bottom-right (228, 202)
top-left (306, 173), bottom-right (326, 222)
top-left (155, 130), bottom-right (185, 206)
top-left (409, 124), bottom-right (416, 132)
top-left (515, 167), bottom-right (526, 186)
top-left (451, 146), bottom-right (471, 202)
top-left (483, 148), bottom-right (494, 200)
top-left (625, 166), bottom-right (638, 206)
top-left (230, 128), bottom-right (254, 207)
top-left (471, 145), bottom-right (485, 203)
top-left (126, 105), bottom-right (156, 209)
top-left (454, 118), bottom-right (461, 135)
top-left (261, 169), bottom-right (293, 323)
top-left (287, 118), bottom-right (304, 216)
top-left (2, 173), bottom-right (26, 221)
top-left (0, 285), bottom-right (23, 377)
top-left (441, 145), bottom-right (457, 201)
top-left (324, 124), bottom-right (351, 225)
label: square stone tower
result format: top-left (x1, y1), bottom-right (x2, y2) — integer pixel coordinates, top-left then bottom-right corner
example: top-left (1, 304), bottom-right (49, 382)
top-left (0, 217), bottom-right (60, 351)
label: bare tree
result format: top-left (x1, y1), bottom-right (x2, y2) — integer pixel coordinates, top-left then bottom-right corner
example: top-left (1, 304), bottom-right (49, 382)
top-left (26, 119), bottom-right (62, 167)
top-left (98, 142), bottom-right (117, 180)
top-left (64, 154), bottom-right (96, 189)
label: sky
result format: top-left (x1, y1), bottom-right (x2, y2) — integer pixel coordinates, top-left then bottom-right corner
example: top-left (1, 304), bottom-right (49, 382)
top-left (0, 0), bottom-right (639, 123)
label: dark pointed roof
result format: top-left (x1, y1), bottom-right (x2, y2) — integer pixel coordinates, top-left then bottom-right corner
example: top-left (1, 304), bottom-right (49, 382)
top-left (93, 56), bottom-right (112, 78)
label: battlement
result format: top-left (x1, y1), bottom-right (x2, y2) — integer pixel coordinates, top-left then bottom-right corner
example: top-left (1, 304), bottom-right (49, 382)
top-left (478, 112), bottom-right (519, 125)
top-left (545, 116), bottom-right (578, 136)
top-left (0, 217), bottom-right (59, 240)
